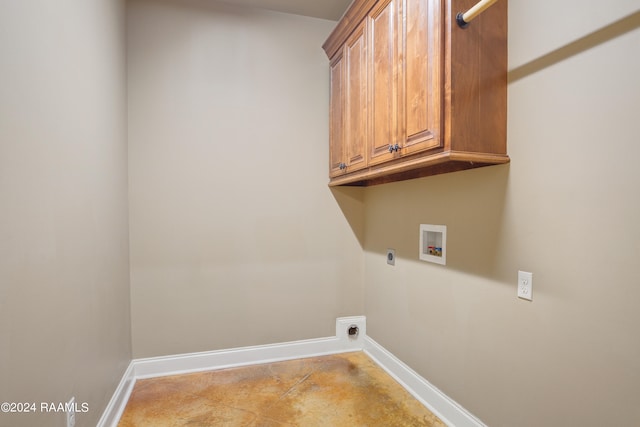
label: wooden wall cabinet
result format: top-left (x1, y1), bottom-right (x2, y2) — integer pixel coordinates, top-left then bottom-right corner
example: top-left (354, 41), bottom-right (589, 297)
top-left (323, 0), bottom-right (508, 186)
top-left (329, 22), bottom-right (367, 178)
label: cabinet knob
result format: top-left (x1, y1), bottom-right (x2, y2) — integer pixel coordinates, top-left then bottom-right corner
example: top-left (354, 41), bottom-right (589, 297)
top-left (388, 145), bottom-right (394, 153)
top-left (393, 144), bottom-right (400, 152)
top-left (339, 162), bottom-right (346, 170)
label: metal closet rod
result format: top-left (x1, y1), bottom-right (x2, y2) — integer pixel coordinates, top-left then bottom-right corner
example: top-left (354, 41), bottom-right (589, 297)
top-left (456, 0), bottom-right (499, 28)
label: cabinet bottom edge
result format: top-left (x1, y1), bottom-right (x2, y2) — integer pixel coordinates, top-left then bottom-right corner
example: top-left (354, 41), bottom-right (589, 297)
top-left (329, 153), bottom-right (510, 187)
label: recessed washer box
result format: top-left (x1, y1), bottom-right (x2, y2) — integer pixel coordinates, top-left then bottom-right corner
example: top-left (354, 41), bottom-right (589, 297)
top-left (419, 224), bottom-right (446, 265)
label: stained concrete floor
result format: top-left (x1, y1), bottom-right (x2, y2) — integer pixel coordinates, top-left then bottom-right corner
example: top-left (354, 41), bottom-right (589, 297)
top-left (118, 351), bottom-right (446, 426)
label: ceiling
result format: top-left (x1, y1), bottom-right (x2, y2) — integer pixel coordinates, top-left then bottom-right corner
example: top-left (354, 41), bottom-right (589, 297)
top-left (217, 0), bottom-right (352, 21)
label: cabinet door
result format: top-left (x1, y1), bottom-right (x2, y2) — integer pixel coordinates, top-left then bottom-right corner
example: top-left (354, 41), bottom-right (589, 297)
top-left (367, 0), bottom-right (399, 166)
top-left (400, 0), bottom-right (442, 155)
top-left (329, 52), bottom-right (345, 178)
top-left (343, 22), bottom-right (367, 173)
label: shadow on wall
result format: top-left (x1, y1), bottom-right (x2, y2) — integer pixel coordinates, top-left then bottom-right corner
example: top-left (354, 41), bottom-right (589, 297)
top-left (330, 186), bottom-right (366, 248)
top-left (362, 164), bottom-right (511, 281)
top-left (509, 10), bottom-right (640, 82)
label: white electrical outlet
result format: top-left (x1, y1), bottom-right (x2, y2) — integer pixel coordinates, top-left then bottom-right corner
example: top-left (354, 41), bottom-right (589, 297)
top-left (518, 271), bottom-right (533, 301)
top-left (336, 316), bottom-right (366, 350)
top-left (66, 397), bottom-right (76, 427)
top-left (386, 249), bottom-right (395, 266)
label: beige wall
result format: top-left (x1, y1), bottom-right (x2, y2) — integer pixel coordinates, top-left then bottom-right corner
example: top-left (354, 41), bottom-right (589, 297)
top-left (3, 0), bottom-right (636, 425)
top-left (0, 1), bottom-right (131, 426)
top-left (364, 3), bottom-right (640, 427)
top-left (127, 0), bottom-right (364, 358)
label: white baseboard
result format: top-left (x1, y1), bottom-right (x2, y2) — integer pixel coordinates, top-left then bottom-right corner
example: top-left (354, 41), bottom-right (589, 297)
top-left (96, 362), bottom-right (136, 427)
top-left (364, 336), bottom-right (486, 427)
top-left (98, 316), bottom-right (483, 427)
top-left (133, 336), bottom-right (356, 380)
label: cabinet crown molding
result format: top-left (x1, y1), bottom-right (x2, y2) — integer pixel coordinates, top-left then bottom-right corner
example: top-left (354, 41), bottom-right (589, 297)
top-left (322, 0), bottom-right (378, 59)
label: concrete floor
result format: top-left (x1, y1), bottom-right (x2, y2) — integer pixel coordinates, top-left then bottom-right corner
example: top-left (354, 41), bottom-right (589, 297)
top-left (118, 351), bottom-right (446, 426)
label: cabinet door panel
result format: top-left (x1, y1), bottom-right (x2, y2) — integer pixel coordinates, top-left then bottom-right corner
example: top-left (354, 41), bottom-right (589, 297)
top-left (367, 0), bottom-right (398, 166)
top-left (402, 0), bottom-right (442, 154)
top-left (344, 23), bottom-right (367, 172)
top-left (329, 53), bottom-right (345, 178)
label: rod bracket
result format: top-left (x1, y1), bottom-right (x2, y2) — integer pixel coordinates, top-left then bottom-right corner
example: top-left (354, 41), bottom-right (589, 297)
top-left (456, 12), bottom-right (469, 28)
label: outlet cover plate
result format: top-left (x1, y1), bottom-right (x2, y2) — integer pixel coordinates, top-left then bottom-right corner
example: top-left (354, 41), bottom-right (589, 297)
top-left (66, 397), bottom-right (76, 427)
top-left (386, 249), bottom-right (396, 266)
top-left (336, 316), bottom-right (366, 350)
top-left (518, 271), bottom-right (533, 301)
